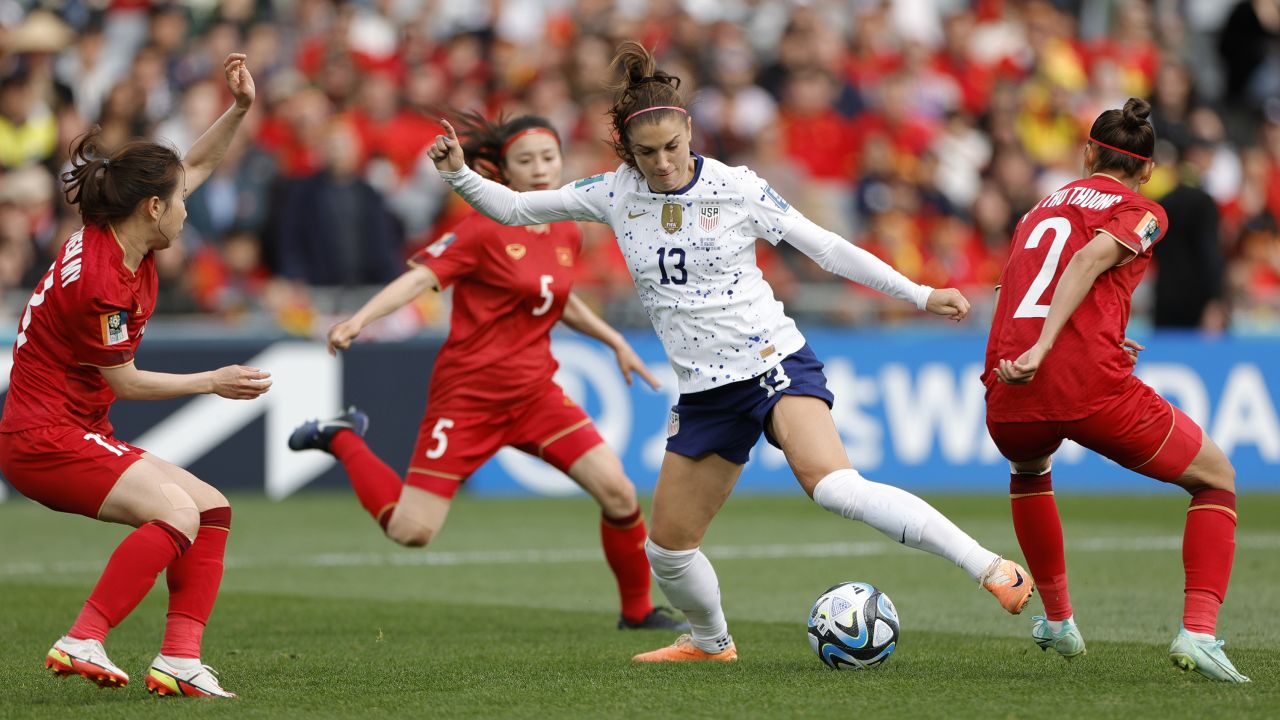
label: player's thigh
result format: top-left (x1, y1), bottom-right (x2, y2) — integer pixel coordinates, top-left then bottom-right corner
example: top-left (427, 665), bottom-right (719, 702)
top-left (98, 458), bottom-right (200, 536)
top-left (138, 452), bottom-right (229, 511)
top-left (648, 450), bottom-right (743, 550)
top-left (406, 411), bottom-right (505, 499)
top-left (1172, 431), bottom-right (1235, 494)
top-left (1068, 381), bottom-right (1204, 485)
top-left (767, 394), bottom-right (851, 496)
top-left (386, 485), bottom-right (453, 547)
top-left (564, 443), bottom-right (638, 518)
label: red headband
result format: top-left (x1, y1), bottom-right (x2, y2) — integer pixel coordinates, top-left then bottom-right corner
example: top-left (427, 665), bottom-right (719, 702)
top-left (624, 106), bottom-right (688, 125)
top-left (500, 127), bottom-right (560, 157)
top-left (1089, 136), bottom-right (1151, 162)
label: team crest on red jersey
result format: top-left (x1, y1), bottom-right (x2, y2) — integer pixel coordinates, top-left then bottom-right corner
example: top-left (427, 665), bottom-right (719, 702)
top-left (556, 247), bottom-right (574, 267)
top-left (101, 311), bottom-right (129, 346)
top-left (505, 243), bottom-right (527, 260)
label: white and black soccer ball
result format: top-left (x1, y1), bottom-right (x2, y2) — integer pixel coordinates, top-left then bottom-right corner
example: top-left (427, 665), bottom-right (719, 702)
top-left (807, 581), bottom-right (899, 670)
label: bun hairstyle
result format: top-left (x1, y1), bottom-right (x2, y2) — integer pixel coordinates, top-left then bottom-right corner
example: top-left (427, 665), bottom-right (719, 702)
top-left (1087, 97), bottom-right (1156, 176)
top-left (606, 41), bottom-right (688, 167)
top-left (61, 127), bottom-right (183, 228)
top-left (450, 110), bottom-right (560, 184)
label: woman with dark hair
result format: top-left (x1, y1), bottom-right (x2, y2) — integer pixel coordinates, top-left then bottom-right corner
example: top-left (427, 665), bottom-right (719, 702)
top-left (988, 98), bottom-right (1248, 682)
top-left (289, 111), bottom-right (689, 633)
top-left (428, 42), bottom-right (1034, 663)
top-left (0, 54), bottom-right (266, 698)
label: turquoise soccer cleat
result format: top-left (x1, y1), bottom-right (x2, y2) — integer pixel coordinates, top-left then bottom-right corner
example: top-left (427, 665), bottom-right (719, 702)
top-left (1031, 615), bottom-right (1086, 660)
top-left (1169, 628), bottom-right (1250, 683)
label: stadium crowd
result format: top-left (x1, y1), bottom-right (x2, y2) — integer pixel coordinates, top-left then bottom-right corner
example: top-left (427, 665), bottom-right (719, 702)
top-left (0, 0), bottom-right (1278, 334)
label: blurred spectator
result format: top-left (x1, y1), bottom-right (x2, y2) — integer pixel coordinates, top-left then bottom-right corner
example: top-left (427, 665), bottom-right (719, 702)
top-left (0, 69), bottom-right (56, 169)
top-left (1155, 139), bottom-right (1228, 332)
top-left (270, 120), bottom-right (402, 287)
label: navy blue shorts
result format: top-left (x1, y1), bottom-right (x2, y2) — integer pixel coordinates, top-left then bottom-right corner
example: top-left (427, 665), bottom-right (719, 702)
top-left (665, 343), bottom-right (835, 465)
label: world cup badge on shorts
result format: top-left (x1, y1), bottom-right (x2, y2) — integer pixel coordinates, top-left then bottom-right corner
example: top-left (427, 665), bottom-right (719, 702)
top-left (667, 408), bottom-right (680, 437)
top-left (661, 202), bottom-right (683, 234)
top-left (699, 205), bottom-right (720, 231)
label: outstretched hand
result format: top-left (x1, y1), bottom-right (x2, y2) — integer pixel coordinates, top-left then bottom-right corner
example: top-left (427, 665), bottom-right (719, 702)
top-left (925, 288), bottom-right (970, 322)
top-left (428, 119), bottom-right (465, 173)
top-left (614, 343), bottom-right (661, 390)
top-left (223, 53), bottom-right (255, 109)
top-left (211, 365), bottom-right (271, 399)
top-left (327, 318), bottom-right (363, 356)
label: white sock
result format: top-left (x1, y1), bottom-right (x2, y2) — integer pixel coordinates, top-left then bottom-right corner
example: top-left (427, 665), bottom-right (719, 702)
top-left (1184, 629), bottom-right (1215, 643)
top-left (1047, 616), bottom-right (1073, 633)
top-left (157, 654), bottom-right (201, 670)
top-left (644, 540), bottom-right (733, 653)
top-left (812, 469), bottom-right (999, 582)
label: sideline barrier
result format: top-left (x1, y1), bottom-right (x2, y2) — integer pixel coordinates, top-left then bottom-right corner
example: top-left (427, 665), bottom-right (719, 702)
top-left (0, 330), bottom-right (1276, 500)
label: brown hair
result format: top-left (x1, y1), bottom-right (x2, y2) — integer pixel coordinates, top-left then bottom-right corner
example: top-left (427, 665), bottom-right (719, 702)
top-left (450, 110), bottom-right (560, 184)
top-left (61, 127), bottom-right (184, 228)
top-left (1088, 97), bottom-right (1156, 176)
top-left (606, 42), bottom-right (687, 167)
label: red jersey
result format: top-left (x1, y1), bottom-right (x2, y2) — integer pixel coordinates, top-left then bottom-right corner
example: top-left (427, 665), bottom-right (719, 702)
top-left (1, 225), bottom-right (157, 435)
top-left (984, 175), bottom-right (1167, 422)
top-left (411, 213), bottom-right (582, 413)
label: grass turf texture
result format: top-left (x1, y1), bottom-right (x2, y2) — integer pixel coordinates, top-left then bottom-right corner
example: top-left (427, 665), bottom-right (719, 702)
top-left (1, 492), bottom-right (1277, 719)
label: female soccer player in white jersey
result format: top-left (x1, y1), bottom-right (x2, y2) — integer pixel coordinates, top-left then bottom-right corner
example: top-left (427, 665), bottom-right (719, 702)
top-left (428, 42), bottom-right (1034, 662)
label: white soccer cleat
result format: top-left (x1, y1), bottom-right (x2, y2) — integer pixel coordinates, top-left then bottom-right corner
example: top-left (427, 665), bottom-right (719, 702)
top-left (45, 636), bottom-right (129, 688)
top-left (1169, 629), bottom-right (1250, 683)
top-left (1031, 615), bottom-right (1087, 660)
top-left (145, 655), bottom-right (237, 698)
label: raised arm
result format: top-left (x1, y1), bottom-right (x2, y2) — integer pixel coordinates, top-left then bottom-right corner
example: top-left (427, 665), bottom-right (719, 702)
top-left (182, 54), bottom-right (255, 195)
top-left (326, 266), bottom-right (440, 355)
top-left (560, 293), bottom-right (660, 389)
top-left (997, 232), bottom-right (1129, 383)
top-left (429, 119), bottom-right (590, 227)
top-left (782, 217), bottom-right (970, 320)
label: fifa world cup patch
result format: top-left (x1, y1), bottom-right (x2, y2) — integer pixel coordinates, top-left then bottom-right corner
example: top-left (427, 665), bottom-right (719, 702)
top-left (425, 232), bottom-right (456, 258)
top-left (574, 173), bottom-right (605, 188)
top-left (667, 408), bottom-right (680, 438)
top-left (1133, 211), bottom-right (1161, 251)
top-left (763, 185), bottom-right (790, 210)
top-left (101, 310), bottom-right (129, 346)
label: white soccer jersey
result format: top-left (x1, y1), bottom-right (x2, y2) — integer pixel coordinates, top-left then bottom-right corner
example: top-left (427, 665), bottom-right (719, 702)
top-left (557, 155), bottom-right (806, 393)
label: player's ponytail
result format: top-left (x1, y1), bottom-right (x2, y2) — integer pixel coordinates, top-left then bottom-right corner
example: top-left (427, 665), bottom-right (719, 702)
top-left (607, 41), bottom-right (688, 167)
top-left (1087, 97), bottom-right (1156, 177)
top-left (62, 127), bottom-right (183, 228)
top-left (450, 111), bottom-right (560, 185)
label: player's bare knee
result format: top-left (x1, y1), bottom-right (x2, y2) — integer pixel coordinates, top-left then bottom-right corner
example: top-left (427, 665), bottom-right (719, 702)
top-left (156, 483), bottom-right (199, 538)
top-left (598, 476), bottom-right (638, 517)
top-left (385, 517), bottom-right (434, 548)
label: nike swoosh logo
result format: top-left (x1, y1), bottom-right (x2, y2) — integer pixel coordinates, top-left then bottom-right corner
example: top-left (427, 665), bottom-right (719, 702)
top-left (1011, 570), bottom-right (1025, 588)
top-left (899, 528), bottom-right (906, 544)
top-left (627, 211), bottom-right (650, 219)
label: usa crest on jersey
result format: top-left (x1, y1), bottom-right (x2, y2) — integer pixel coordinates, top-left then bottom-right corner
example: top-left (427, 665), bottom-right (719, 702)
top-left (699, 205), bottom-right (720, 231)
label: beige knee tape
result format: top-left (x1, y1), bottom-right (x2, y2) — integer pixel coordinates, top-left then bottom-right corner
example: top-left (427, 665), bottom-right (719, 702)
top-left (159, 483), bottom-right (198, 512)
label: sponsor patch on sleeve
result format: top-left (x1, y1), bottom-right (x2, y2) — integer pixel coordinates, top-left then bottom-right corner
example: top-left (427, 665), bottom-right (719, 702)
top-left (1133, 211), bottom-right (1160, 251)
top-left (425, 232), bottom-right (456, 258)
top-left (101, 310), bottom-right (129, 346)
top-left (574, 173), bottom-right (606, 188)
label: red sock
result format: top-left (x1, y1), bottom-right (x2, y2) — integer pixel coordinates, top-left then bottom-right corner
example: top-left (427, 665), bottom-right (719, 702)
top-left (331, 430), bottom-right (402, 530)
top-left (600, 509), bottom-right (653, 624)
top-left (1009, 471), bottom-right (1071, 620)
top-left (69, 521), bottom-right (191, 642)
top-left (1183, 488), bottom-right (1237, 635)
top-left (162, 507), bottom-right (232, 658)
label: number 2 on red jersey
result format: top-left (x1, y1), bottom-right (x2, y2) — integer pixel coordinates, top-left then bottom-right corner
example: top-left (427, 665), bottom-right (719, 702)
top-left (1012, 217), bottom-right (1072, 319)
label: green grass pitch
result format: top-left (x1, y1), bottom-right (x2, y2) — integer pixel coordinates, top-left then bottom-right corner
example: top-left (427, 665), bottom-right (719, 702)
top-left (1, 491), bottom-right (1278, 718)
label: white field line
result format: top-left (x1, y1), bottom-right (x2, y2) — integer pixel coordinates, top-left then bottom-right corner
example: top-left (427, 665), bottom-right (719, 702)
top-left (3, 535), bottom-right (1280, 579)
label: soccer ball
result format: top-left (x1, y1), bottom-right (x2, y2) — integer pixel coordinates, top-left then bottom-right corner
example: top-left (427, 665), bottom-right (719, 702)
top-left (807, 581), bottom-right (899, 670)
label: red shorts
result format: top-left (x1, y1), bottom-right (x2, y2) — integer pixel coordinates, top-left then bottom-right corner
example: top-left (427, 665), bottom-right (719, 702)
top-left (987, 376), bottom-right (1202, 482)
top-left (0, 426), bottom-right (146, 518)
top-left (407, 382), bottom-right (604, 499)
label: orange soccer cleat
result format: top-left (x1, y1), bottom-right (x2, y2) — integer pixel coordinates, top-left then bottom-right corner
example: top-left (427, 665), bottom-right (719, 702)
top-left (45, 636), bottom-right (129, 688)
top-left (632, 634), bottom-right (738, 663)
top-left (981, 558), bottom-right (1036, 614)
